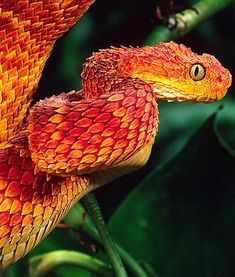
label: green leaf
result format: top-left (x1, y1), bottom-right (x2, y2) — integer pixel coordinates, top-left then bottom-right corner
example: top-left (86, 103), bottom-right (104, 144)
top-left (108, 113), bottom-right (235, 277)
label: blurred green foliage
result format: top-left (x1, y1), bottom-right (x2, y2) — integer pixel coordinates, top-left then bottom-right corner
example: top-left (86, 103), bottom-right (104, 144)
top-left (6, 0), bottom-right (235, 276)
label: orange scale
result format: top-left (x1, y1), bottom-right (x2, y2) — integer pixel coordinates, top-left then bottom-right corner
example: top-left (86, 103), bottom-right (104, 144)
top-left (50, 130), bottom-right (66, 141)
top-left (107, 93), bottom-right (124, 102)
top-left (94, 113), bottom-right (112, 123)
top-left (88, 122), bottom-right (105, 134)
top-left (33, 215), bottom-right (43, 226)
top-left (113, 107), bottom-right (126, 117)
top-left (22, 214), bottom-right (33, 226)
top-left (107, 117), bottom-right (121, 128)
top-left (32, 191), bottom-right (43, 205)
top-left (138, 131), bottom-right (147, 141)
top-left (37, 159), bottom-right (48, 170)
top-left (74, 103), bottom-right (89, 112)
top-left (9, 213), bottom-right (22, 226)
top-left (137, 89), bottom-right (147, 97)
top-left (0, 226), bottom-right (11, 237)
top-left (101, 137), bottom-right (115, 147)
top-left (121, 113), bottom-right (134, 123)
top-left (43, 206), bottom-right (53, 219)
top-left (0, 212), bottom-right (10, 225)
top-left (141, 113), bottom-right (150, 123)
top-left (0, 176), bottom-right (8, 190)
top-left (42, 194), bottom-right (52, 207)
top-left (55, 194), bottom-right (62, 211)
top-left (68, 150), bottom-right (83, 160)
top-left (129, 119), bottom-right (140, 129)
top-left (38, 114), bottom-right (49, 124)
top-left (57, 120), bottom-right (74, 131)
top-left (114, 139), bottom-right (128, 149)
top-left (140, 122), bottom-right (148, 132)
top-left (21, 202), bottom-right (33, 216)
top-left (82, 107), bottom-right (100, 118)
top-left (122, 96), bottom-right (136, 107)
top-left (126, 105), bottom-right (136, 114)
top-left (110, 148), bottom-right (123, 159)
top-left (124, 87), bottom-right (136, 97)
top-left (62, 195), bottom-right (68, 207)
top-left (80, 132), bottom-right (92, 141)
top-left (129, 138), bottom-right (138, 148)
top-left (101, 128), bottom-right (115, 137)
top-left (9, 199), bottom-right (22, 214)
top-left (49, 114), bottom-right (64, 124)
top-left (144, 103), bottom-right (152, 113)
top-left (80, 154), bottom-right (97, 164)
top-left (0, 193), bottom-right (4, 203)
top-left (146, 92), bottom-right (153, 102)
top-left (89, 134), bottom-right (103, 144)
top-left (102, 102), bottom-right (120, 113)
top-left (71, 140), bottom-right (87, 150)
top-left (77, 163), bottom-right (91, 173)
top-left (89, 99), bottom-right (106, 107)
top-left (10, 224), bottom-right (22, 238)
top-left (33, 204), bottom-right (43, 217)
top-left (64, 111), bottom-right (81, 121)
top-left (114, 128), bottom-right (128, 139)
top-left (98, 147), bottom-right (112, 156)
top-left (136, 98), bottom-right (146, 108)
top-left (45, 140), bottom-right (60, 149)
top-left (75, 118), bottom-right (92, 128)
top-left (61, 184), bottom-right (67, 196)
top-left (127, 129), bottom-right (138, 140)
top-left (62, 136), bottom-right (76, 145)
top-left (68, 127), bottom-right (84, 137)
top-left (39, 132), bottom-right (50, 143)
top-left (43, 123), bottom-right (57, 133)
top-left (55, 144), bottom-right (70, 154)
top-left (146, 133), bottom-right (154, 141)
top-left (0, 235), bottom-right (10, 248)
top-left (84, 145), bottom-right (99, 154)
top-left (5, 181), bottom-right (21, 197)
top-left (120, 122), bottom-right (129, 128)
top-left (0, 199), bottom-right (12, 213)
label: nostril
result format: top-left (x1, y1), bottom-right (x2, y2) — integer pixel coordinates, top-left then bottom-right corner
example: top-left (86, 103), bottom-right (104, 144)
top-left (216, 75), bottom-right (222, 82)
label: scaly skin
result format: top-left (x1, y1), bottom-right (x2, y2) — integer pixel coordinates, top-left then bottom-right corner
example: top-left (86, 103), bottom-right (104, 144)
top-left (0, 0), bottom-right (232, 270)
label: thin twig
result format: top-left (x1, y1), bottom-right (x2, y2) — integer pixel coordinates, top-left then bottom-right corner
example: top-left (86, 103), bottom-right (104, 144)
top-left (146, 0), bottom-right (234, 44)
top-left (82, 193), bottom-right (128, 277)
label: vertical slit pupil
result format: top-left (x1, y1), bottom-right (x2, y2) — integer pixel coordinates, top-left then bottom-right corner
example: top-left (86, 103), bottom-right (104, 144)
top-left (195, 66), bottom-right (199, 76)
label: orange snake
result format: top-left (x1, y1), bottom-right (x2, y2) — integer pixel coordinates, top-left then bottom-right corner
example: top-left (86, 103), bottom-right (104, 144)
top-left (0, 0), bottom-right (232, 269)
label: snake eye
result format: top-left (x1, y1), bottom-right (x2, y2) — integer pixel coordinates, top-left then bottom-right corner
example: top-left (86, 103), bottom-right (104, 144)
top-left (189, 63), bottom-right (206, 81)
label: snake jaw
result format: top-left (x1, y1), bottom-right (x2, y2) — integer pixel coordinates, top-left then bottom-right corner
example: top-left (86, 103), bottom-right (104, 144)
top-left (152, 81), bottom-right (221, 103)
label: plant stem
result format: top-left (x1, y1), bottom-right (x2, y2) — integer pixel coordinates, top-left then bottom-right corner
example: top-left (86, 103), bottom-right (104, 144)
top-left (29, 250), bottom-right (113, 277)
top-left (82, 193), bottom-right (128, 277)
top-left (145, 0), bottom-right (234, 44)
top-left (65, 203), bottom-right (149, 277)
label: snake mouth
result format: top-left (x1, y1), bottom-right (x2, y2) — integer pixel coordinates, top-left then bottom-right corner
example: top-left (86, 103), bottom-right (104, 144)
top-left (152, 82), bottom-right (216, 103)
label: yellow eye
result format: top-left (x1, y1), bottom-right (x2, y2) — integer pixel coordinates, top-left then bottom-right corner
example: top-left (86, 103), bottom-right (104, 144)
top-left (189, 63), bottom-right (206, 81)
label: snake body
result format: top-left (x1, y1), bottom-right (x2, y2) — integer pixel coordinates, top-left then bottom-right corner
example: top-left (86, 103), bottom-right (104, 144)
top-left (0, 0), bottom-right (232, 269)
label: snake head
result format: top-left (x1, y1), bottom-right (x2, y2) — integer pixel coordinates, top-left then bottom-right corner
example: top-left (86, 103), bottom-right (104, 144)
top-left (120, 41), bottom-right (232, 102)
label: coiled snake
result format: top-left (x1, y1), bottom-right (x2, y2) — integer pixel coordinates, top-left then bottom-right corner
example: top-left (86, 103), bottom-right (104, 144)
top-left (0, 0), bottom-right (232, 269)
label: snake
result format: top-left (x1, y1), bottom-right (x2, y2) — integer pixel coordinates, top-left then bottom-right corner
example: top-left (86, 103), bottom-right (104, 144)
top-left (0, 0), bottom-right (232, 270)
